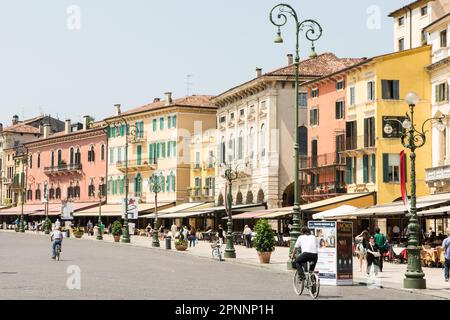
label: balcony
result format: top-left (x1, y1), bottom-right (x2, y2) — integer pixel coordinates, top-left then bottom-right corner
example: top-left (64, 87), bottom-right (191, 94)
top-left (116, 160), bottom-right (156, 173)
top-left (425, 164), bottom-right (450, 187)
top-left (3, 177), bottom-right (13, 185)
top-left (44, 163), bottom-right (82, 176)
top-left (432, 47), bottom-right (449, 64)
top-left (129, 132), bottom-right (147, 144)
top-left (193, 163), bottom-right (202, 171)
top-left (188, 187), bottom-right (215, 201)
top-left (300, 182), bottom-right (347, 203)
top-left (343, 135), bottom-right (376, 156)
top-left (203, 162), bottom-right (215, 170)
top-left (299, 153), bottom-right (346, 173)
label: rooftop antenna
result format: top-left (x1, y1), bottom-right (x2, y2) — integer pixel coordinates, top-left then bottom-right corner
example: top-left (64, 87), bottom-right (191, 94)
top-left (186, 74), bottom-right (193, 96)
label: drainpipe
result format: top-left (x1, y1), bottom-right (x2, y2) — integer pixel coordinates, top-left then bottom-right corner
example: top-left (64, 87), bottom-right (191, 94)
top-left (407, 6), bottom-right (412, 49)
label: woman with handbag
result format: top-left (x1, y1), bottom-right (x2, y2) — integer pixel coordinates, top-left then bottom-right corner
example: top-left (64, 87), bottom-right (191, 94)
top-left (366, 236), bottom-right (381, 276)
top-left (355, 230), bottom-right (369, 272)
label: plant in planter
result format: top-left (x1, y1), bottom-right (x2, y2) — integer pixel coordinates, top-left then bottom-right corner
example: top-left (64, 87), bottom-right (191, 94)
top-left (254, 219), bottom-right (276, 264)
top-left (112, 220), bottom-right (122, 242)
top-left (43, 218), bottom-right (52, 234)
top-left (74, 226), bottom-right (84, 238)
top-left (175, 233), bottom-right (188, 251)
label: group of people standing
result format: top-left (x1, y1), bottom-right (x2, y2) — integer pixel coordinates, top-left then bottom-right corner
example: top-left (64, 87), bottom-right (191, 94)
top-left (354, 228), bottom-right (388, 276)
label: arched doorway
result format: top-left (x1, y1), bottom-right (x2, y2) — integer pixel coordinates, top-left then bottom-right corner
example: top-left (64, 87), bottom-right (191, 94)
top-left (282, 183), bottom-right (295, 207)
top-left (236, 191), bottom-right (243, 205)
top-left (246, 191), bottom-right (253, 204)
top-left (257, 189), bottom-right (265, 203)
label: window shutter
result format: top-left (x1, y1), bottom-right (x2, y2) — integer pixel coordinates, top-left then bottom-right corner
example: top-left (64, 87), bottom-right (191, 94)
top-left (364, 118), bottom-right (369, 148)
top-left (162, 142), bottom-right (166, 158)
top-left (106, 127), bottom-right (110, 138)
top-left (363, 155), bottom-right (369, 183)
top-left (167, 141), bottom-right (171, 157)
top-left (309, 110), bottom-right (313, 125)
top-left (346, 157), bottom-right (352, 184)
top-left (382, 153), bottom-right (389, 182)
top-left (381, 80), bottom-right (388, 99)
top-left (335, 102), bottom-right (339, 119)
top-left (435, 85), bottom-right (440, 103)
top-left (393, 80), bottom-right (400, 100)
top-left (371, 154), bottom-right (376, 183)
top-left (317, 109), bottom-right (319, 126)
top-left (149, 144), bottom-right (153, 163)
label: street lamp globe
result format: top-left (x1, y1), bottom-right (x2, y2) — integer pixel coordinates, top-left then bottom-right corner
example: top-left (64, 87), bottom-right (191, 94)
top-left (383, 123), bottom-right (393, 135)
top-left (405, 92), bottom-right (420, 106)
top-left (436, 118), bottom-right (446, 132)
top-left (402, 118), bottom-right (412, 130)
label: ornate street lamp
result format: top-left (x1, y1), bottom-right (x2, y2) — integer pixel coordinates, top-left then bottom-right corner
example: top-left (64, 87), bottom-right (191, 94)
top-left (384, 91), bottom-right (445, 289)
top-left (105, 117), bottom-right (141, 243)
top-left (18, 149), bottom-right (27, 233)
top-left (96, 180), bottom-right (105, 240)
top-left (269, 3), bottom-right (323, 267)
top-left (149, 168), bottom-right (162, 247)
top-left (43, 180), bottom-right (50, 234)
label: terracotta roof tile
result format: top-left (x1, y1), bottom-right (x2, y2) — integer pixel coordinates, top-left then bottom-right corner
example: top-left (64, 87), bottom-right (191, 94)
top-left (265, 53), bottom-right (366, 77)
top-left (3, 123), bottom-right (40, 134)
top-left (117, 95), bottom-right (217, 118)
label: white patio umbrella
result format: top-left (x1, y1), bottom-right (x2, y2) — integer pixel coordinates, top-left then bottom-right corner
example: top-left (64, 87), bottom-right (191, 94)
top-left (312, 205), bottom-right (359, 220)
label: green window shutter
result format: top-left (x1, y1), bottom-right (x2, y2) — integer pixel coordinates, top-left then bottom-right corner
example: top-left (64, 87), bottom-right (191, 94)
top-left (173, 115), bottom-right (176, 127)
top-left (382, 153), bottom-right (389, 182)
top-left (120, 125), bottom-right (125, 136)
top-left (166, 176), bottom-right (170, 192)
top-left (346, 157), bottom-right (352, 184)
top-left (172, 174), bottom-right (175, 192)
top-left (393, 80), bottom-right (400, 100)
top-left (156, 143), bottom-right (160, 158)
top-left (149, 144), bottom-right (154, 163)
top-left (119, 178), bottom-right (123, 194)
top-left (106, 127), bottom-right (111, 138)
top-left (162, 142), bottom-right (166, 158)
top-left (168, 116), bottom-right (171, 129)
top-left (371, 154), bottom-right (376, 183)
top-left (153, 119), bottom-right (156, 132)
top-left (167, 141), bottom-right (171, 157)
top-left (173, 141), bottom-right (176, 157)
top-left (363, 155), bottom-right (369, 183)
top-left (160, 118), bottom-right (164, 130)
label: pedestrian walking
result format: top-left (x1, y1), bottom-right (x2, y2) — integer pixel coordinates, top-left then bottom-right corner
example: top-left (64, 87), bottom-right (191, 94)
top-left (374, 227), bottom-right (387, 272)
top-left (55, 219), bottom-right (61, 230)
top-left (218, 225), bottom-right (225, 245)
top-left (189, 227), bottom-right (197, 247)
top-left (355, 230), bottom-right (369, 272)
top-left (366, 236), bottom-right (381, 276)
top-left (171, 223), bottom-right (177, 239)
top-left (87, 220), bottom-right (93, 236)
top-left (108, 224), bottom-right (112, 235)
top-left (443, 228), bottom-right (450, 282)
top-left (243, 225), bottom-right (252, 248)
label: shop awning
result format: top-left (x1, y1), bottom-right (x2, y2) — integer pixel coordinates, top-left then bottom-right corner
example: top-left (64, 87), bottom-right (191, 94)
top-left (230, 211), bottom-right (270, 220)
top-left (157, 202), bottom-right (208, 214)
top-left (416, 205), bottom-right (450, 217)
top-left (158, 211), bottom-right (212, 219)
top-left (73, 202), bottom-right (175, 217)
top-left (312, 205), bottom-right (358, 220)
top-left (30, 202), bottom-right (100, 216)
top-left (0, 204), bottom-right (44, 215)
top-left (300, 192), bottom-right (375, 212)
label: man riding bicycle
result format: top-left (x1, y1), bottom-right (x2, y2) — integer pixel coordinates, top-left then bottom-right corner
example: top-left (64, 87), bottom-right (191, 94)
top-left (50, 226), bottom-right (63, 259)
top-left (291, 226), bottom-right (318, 280)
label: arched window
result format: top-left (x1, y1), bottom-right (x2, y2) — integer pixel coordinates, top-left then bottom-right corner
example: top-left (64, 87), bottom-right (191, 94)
top-left (249, 127), bottom-right (255, 159)
top-left (236, 191), bottom-right (243, 205)
top-left (51, 151), bottom-right (55, 167)
top-left (257, 189), bottom-right (265, 203)
top-left (220, 137), bottom-right (226, 164)
top-left (70, 147), bottom-right (74, 165)
top-left (75, 147), bottom-right (81, 165)
top-left (57, 150), bottom-right (62, 166)
top-left (74, 183), bottom-right (81, 198)
top-left (37, 153), bottom-right (41, 168)
top-left (29, 155), bottom-right (33, 169)
top-left (88, 145), bottom-right (95, 162)
top-left (67, 185), bottom-right (74, 199)
top-left (246, 190), bottom-right (254, 204)
top-left (49, 187), bottom-right (55, 200)
top-left (260, 124), bottom-right (266, 157)
top-left (228, 134), bottom-right (234, 162)
top-left (55, 187), bottom-right (61, 199)
top-left (27, 189), bottom-right (33, 201)
top-left (88, 181), bottom-right (95, 197)
top-left (35, 188), bottom-right (41, 200)
top-left (238, 131), bottom-right (243, 160)
top-left (101, 144), bottom-right (105, 161)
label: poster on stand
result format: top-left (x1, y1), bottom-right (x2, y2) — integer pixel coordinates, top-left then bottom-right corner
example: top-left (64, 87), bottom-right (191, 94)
top-left (308, 221), bottom-right (336, 285)
top-left (336, 221), bottom-right (353, 285)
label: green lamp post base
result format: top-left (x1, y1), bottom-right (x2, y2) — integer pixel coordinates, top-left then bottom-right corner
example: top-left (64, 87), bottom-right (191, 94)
top-left (404, 278), bottom-right (426, 289)
top-left (121, 227), bottom-right (130, 243)
top-left (96, 233), bottom-right (103, 241)
top-left (224, 249), bottom-right (236, 259)
top-left (152, 239), bottom-right (160, 247)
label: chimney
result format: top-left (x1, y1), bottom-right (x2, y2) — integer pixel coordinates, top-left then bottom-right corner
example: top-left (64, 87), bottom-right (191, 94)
top-left (12, 115), bottom-right (19, 125)
top-left (83, 115), bottom-right (90, 131)
top-left (153, 97), bottom-right (161, 103)
top-left (165, 92), bottom-right (173, 106)
top-left (287, 54), bottom-right (293, 65)
top-left (114, 104), bottom-right (121, 116)
top-left (256, 68), bottom-right (262, 78)
top-left (43, 124), bottom-right (50, 139)
top-left (65, 119), bottom-right (71, 134)
top-left (39, 123), bottom-right (44, 135)
top-left (0, 123), bottom-right (3, 133)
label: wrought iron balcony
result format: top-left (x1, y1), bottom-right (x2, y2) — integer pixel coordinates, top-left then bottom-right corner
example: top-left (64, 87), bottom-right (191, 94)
top-left (44, 163), bottom-right (82, 175)
top-left (129, 132), bottom-right (147, 144)
top-left (300, 182), bottom-right (347, 199)
top-left (299, 153), bottom-right (346, 171)
top-left (116, 159), bottom-right (156, 173)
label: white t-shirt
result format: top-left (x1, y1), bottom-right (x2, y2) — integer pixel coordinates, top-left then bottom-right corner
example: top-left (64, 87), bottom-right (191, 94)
top-left (294, 235), bottom-right (318, 254)
top-left (52, 230), bottom-right (63, 240)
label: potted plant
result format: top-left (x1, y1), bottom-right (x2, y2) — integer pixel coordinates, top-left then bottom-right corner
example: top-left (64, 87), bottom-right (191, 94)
top-left (254, 219), bottom-right (276, 264)
top-left (112, 220), bottom-right (122, 242)
top-left (44, 218), bottom-right (52, 234)
top-left (74, 227), bottom-right (84, 238)
top-left (175, 233), bottom-right (188, 251)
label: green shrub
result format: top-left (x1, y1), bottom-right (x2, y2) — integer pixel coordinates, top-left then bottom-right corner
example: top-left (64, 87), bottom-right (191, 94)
top-left (44, 218), bottom-right (52, 230)
top-left (175, 238), bottom-right (188, 246)
top-left (254, 219), bottom-right (276, 253)
top-left (112, 220), bottom-right (122, 236)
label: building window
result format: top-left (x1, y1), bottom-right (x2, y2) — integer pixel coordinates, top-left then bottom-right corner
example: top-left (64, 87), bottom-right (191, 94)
top-left (398, 16), bottom-right (405, 26)
top-left (74, 184), bottom-right (81, 198)
top-left (364, 117), bottom-right (375, 147)
top-left (260, 124), bottom-right (266, 157)
top-left (298, 126), bottom-right (308, 157)
top-left (172, 115), bottom-right (177, 127)
top-left (435, 82), bottom-right (449, 103)
top-left (168, 116), bottom-right (172, 129)
top-left (367, 81), bottom-right (375, 101)
top-left (398, 38), bottom-right (404, 51)
top-left (49, 188), bottom-right (55, 200)
top-left (75, 148), bottom-right (81, 165)
top-left (219, 116), bottom-right (226, 124)
top-left (37, 154), bottom-right (41, 168)
top-left (152, 119), bottom-right (157, 132)
top-left (335, 101), bottom-right (345, 119)
top-left (311, 88), bottom-right (319, 98)
top-left (336, 80), bottom-right (345, 91)
top-left (421, 6), bottom-right (428, 16)
top-left (109, 148), bottom-right (115, 165)
top-left (101, 145), bottom-right (105, 161)
top-left (383, 153), bottom-right (404, 183)
top-left (350, 87), bottom-right (355, 105)
top-left (88, 146), bottom-right (95, 162)
top-left (238, 131), bottom-right (243, 160)
top-left (220, 137), bottom-right (226, 164)
top-left (160, 117), bottom-right (164, 130)
top-left (88, 183), bottom-right (95, 197)
top-left (249, 128), bottom-right (255, 160)
top-left (421, 30), bottom-right (428, 45)
top-left (298, 92), bottom-right (308, 108)
top-left (239, 109), bottom-right (245, 117)
top-left (57, 150), bottom-right (62, 165)
top-left (35, 188), bottom-right (41, 201)
top-left (346, 157), bottom-right (357, 184)
top-left (27, 189), bottom-right (32, 201)
top-left (230, 112), bottom-right (235, 120)
top-left (382, 116), bottom-right (406, 138)
top-left (346, 121), bottom-right (357, 150)
top-left (310, 107), bottom-right (319, 126)
top-left (194, 177), bottom-right (201, 196)
top-left (228, 134), bottom-right (234, 163)
top-left (55, 187), bottom-right (61, 199)
top-left (381, 80), bottom-right (400, 100)
top-left (440, 30), bottom-right (447, 48)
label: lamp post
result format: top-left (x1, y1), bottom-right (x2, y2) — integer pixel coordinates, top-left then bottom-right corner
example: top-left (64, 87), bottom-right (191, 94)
top-left (149, 170), bottom-right (161, 247)
top-left (97, 181), bottom-right (104, 240)
top-left (44, 180), bottom-right (49, 234)
top-left (269, 3), bottom-right (323, 267)
top-left (18, 151), bottom-right (26, 233)
top-left (384, 92), bottom-right (445, 289)
top-left (105, 117), bottom-right (140, 244)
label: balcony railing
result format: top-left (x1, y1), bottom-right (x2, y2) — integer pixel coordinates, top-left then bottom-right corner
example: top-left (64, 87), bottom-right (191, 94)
top-left (116, 159), bottom-right (156, 173)
top-left (299, 153), bottom-right (346, 170)
top-left (129, 132), bottom-right (147, 144)
top-left (44, 163), bottom-right (82, 175)
top-left (345, 135), bottom-right (376, 152)
top-left (425, 164), bottom-right (450, 183)
top-left (300, 182), bottom-right (347, 197)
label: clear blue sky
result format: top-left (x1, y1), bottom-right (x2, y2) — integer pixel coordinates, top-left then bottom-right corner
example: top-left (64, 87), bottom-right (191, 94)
top-left (0, 0), bottom-right (412, 126)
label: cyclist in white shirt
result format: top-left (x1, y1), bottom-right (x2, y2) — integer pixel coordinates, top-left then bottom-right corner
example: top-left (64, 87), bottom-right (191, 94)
top-left (50, 227), bottom-right (63, 259)
top-left (291, 227), bottom-right (318, 280)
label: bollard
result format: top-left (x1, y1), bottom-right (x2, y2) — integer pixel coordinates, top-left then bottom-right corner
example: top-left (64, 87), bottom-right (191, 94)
top-left (165, 236), bottom-right (172, 250)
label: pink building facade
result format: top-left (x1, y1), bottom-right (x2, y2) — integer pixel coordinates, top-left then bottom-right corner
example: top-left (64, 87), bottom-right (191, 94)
top-left (25, 121), bottom-right (107, 215)
top-left (301, 73), bottom-right (349, 202)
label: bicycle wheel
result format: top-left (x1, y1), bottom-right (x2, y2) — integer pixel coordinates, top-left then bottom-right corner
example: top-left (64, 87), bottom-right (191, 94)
top-left (293, 271), bottom-right (304, 295)
top-left (211, 248), bottom-right (216, 259)
top-left (308, 273), bottom-right (320, 299)
top-left (56, 245), bottom-right (60, 261)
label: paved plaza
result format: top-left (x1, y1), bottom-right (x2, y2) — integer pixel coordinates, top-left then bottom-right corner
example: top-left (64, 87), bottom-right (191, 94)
top-left (0, 230), bottom-right (447, 300)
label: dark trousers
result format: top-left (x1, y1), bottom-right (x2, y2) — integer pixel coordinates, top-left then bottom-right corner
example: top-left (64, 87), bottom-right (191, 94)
top-left (245, 234), bottom-right (252, 248)
top-left (379, 250), bottom-right (384, 272)
top-left (444, 258), bottom-right (450, 280)
top-left (367, 256), bottom-right (380, 275)
top-left (295, 252), bottom-right (318, 278)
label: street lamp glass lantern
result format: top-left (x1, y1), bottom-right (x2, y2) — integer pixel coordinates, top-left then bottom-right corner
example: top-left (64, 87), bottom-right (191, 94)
top-left (437, 119), bottom-right (446, 132)
top-left (405, 92), bottom-right (420, 106)
top-left (402, 118), bottom-right (412, 130)
top-left (274, 28), bottom-right (284, 43)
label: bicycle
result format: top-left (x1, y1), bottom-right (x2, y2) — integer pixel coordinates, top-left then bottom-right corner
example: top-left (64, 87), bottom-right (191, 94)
top-left (55, 243), bottom-right (62, 261)
top-left (292, 259), bottom-right (320, 299)
top-left (211, 240), bottom-right (223, 261)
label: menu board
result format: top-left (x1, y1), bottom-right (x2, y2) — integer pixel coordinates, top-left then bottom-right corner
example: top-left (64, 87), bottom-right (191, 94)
top-left (336, 221), bottom-right (353, 285)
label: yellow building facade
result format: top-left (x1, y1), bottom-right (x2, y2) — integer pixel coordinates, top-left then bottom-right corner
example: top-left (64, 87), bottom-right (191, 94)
top-left (344, 46), bottom-right (432, 205)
